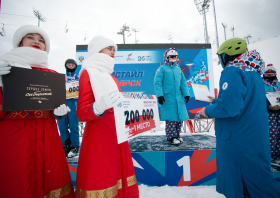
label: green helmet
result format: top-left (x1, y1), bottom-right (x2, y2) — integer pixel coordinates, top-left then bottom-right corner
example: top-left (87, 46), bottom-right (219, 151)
top-left (217, 38), bottom-right (247, 56)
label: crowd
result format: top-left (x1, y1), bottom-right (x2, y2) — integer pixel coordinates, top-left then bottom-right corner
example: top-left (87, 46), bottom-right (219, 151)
top-left (0, 25), bottom-right (279, 198)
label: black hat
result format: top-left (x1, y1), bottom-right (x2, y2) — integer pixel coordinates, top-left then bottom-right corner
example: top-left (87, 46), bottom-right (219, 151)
top-left (65, 59), bottom-right (77, 72)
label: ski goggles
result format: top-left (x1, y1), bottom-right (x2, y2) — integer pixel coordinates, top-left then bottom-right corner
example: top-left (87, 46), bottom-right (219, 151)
top-left (168, 55), bottom-right (178, 59)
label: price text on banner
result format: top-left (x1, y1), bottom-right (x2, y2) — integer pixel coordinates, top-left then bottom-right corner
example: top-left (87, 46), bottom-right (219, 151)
top-left (114, 96), bottom-right (160, 144)
top-left (66, 81), bottom-right (79, 99)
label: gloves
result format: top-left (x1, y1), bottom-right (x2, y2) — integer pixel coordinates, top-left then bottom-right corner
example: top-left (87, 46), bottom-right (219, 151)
top-left (184, 96), bottom-right (190, 103)
top-left (54, 104), bottom-right (70, 116)
top-left (93, 89), bottom-right (121, 115)
top-left (274, 105), bottom-right (280, 110)
top-left (0, 63), bottom-right (12, 87)
top-left (269, 105), bottom-right (280, 110)
top-left (158, 96), bottom-right (165, 105)
top-left (0, 63), bottom-right (11, 76)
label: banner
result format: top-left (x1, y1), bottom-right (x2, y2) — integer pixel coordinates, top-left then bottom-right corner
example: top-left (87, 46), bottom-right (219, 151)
top-left (114, 94), bottom-right (160, 144)
top-left (76, 43), bottom-right (214, 118)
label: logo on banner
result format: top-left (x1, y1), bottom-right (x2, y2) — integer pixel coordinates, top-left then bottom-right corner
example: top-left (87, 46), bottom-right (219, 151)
top-left (78, 56), bottom-right (84, 63)
top-left (138, 55), bottom-right (152, 61)
top-left (127, 53), bottom-right (135, 61)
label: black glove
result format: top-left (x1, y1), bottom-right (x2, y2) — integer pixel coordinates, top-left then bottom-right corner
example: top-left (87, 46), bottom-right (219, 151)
top-left (158, 96), bottom-right (165, 105)
top-left (184, 96), bottom-right (190, 103)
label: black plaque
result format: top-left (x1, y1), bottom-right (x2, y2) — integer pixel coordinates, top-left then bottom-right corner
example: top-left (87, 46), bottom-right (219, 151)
top-left (3, 67), bottom-right (66, 111)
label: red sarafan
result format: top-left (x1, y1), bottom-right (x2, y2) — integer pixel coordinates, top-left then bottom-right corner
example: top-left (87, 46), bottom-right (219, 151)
top-left (0, 67), bottom-right (74, 198)
top-left (75, 70), bottom-right (139, 198)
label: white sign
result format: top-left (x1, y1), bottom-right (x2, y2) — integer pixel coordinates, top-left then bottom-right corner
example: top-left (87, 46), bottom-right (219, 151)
top-left (266, 92), bottom-right (280, 106)
top-left (66, 81), bottom-right (79, 99)
top-left (114, 96), bottom-right (160, 144)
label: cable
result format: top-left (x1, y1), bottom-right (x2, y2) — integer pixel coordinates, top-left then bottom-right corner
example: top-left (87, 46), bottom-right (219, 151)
top-left (0, 12), bottom-right (97, 25)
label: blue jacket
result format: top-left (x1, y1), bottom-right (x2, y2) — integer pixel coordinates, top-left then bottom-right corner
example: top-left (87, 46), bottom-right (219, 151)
top-left (154, 64), bottom-right (189, 121)
top-left (205, 51), bottom-right (280, 198)
top-left (264, 81), bottom-right (280, 113)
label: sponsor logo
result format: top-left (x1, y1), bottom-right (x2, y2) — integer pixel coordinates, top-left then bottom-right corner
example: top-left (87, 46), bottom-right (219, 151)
top-left (127, 53), bottom-right (135, 61)
top-left (138, 55), bottom-right (152, 61)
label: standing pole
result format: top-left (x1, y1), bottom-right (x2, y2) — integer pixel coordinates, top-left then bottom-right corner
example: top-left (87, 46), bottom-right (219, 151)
top-left (202, 5), bottom-right (209, 43)
top-left (123, 30), bottom-right (125, 44)
top-left (222, 23), bottom-right (227, 40)
top-left (212, 0), bottom-right (219, 48)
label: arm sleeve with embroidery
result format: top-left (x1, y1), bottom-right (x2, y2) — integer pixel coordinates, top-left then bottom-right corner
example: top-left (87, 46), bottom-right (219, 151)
top-left (180, 69), bottom-right (190, 97)
top-left (154, 67), bottom-right (164, 97)
top-left (205, 67), bottom-right (247, 118)
top-left (76, 70), bottom-right (104, 121)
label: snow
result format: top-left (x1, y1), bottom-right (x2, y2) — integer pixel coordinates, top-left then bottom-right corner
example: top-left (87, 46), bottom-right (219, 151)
top-left (139, 185), bottom-right (225, 198)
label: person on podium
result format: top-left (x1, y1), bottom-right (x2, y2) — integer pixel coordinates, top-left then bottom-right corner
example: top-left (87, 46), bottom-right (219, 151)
top-left (154, 48), bottom-right (190, 145)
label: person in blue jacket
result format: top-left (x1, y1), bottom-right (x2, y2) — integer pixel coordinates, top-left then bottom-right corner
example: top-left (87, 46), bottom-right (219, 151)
top-left (154, 48), bottom-right (190, 145)
top-left (263, 63), bottom-right (280, 162)
top-left (198, 38), bottom-right (280, 198)
top-left (57, 59), bottom-right (80, 158)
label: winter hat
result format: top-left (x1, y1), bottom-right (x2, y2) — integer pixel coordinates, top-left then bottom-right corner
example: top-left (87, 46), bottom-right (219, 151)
top-left (13, 25), bottom-right (50, 54)
top-left (264, 64), bottom-right (277, 75)
top-left (87, 35), bottom-right (117, 57)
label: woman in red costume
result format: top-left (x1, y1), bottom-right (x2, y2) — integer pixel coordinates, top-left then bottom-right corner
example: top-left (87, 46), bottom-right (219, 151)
top-left (75, 36), bottom-right (139, 198)
top-left (0, 25), bottom-right (74, 198)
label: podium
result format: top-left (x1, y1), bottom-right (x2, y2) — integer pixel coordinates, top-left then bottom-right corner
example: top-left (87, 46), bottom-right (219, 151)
top-left (68, 134), bottom-right (280, 188)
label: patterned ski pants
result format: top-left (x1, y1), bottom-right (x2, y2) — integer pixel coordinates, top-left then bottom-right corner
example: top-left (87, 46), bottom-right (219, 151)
top-left (165, 121), bottom-right (182, 140)
top-left (268, 112), bottom-right (280, 158)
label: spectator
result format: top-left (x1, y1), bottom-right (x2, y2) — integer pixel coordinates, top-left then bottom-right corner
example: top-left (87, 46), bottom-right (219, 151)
top-left (57, 59), bottom-right (80, 158)
top-left (263, 63), bottom-right (280, 162)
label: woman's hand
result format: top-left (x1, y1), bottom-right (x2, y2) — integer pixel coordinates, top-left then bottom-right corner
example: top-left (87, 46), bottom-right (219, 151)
top-left (0, 63), bottom-right (11, 76)
top-left (54, 104), bottom-right (70, 116)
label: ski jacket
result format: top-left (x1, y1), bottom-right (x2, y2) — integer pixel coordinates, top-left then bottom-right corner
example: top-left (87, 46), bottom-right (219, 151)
top-left (205, 50), bottom-right (280, 198)
top-left (66, 71), bottom-right (79, 83)
top-left (154, 63), bottom-right (189, 121)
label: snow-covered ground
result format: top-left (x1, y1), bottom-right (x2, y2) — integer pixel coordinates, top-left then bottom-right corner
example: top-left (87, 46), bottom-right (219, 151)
top-left (139, 184), bottom-right (225, 198)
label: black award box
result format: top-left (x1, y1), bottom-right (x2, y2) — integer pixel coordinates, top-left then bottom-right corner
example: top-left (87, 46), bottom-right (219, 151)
top-left (3, 67), bottom-right (66, 111)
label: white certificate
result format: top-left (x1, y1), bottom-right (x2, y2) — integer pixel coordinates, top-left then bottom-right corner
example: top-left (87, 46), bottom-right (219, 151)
top-left (114, 95), bottom-right (160, 144)
top-left (192, 83), bottom-right (212, 102)
top-left (266, 92), bottom-right (280, 106)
